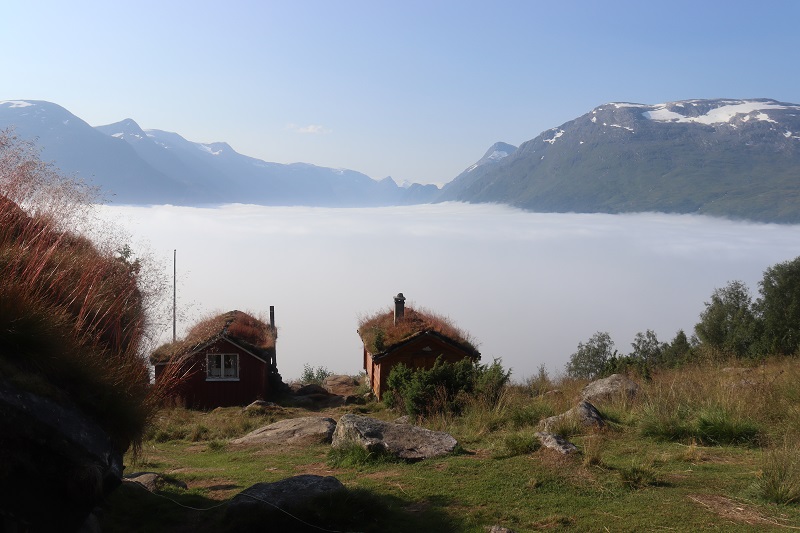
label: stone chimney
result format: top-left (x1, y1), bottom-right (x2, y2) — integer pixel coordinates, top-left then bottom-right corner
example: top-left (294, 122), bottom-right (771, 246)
top-left (393, 293), bottom-right (406, 325)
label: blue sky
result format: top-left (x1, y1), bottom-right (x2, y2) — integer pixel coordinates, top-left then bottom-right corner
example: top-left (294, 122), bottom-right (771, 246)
top-left (3, 0), bottom-right (798, 185)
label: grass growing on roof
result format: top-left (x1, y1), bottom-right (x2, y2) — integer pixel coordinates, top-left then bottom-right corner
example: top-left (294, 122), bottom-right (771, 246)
top-left (358, 306), bottom-right (479, 354)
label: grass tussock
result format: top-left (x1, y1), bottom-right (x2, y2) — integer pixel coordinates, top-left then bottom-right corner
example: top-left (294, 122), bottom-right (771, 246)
top-left (756, 439), bottom-right (800, 505)
top-left (327, 442), bottom-right (400, 468)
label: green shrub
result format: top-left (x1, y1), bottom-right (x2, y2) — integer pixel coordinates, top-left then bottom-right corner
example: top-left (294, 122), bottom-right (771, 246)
top-left (300, 364), bottom-right (333, 385)
top-left (384, 357), bottom-right (510, 418)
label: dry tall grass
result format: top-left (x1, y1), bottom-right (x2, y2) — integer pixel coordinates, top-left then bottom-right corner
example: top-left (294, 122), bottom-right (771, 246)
top-left (0, 131), bottom-right (172, 454)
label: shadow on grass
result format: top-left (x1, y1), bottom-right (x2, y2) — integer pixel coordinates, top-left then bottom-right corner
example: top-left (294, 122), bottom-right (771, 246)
top-left (100, 480), bottom-right (465, 533)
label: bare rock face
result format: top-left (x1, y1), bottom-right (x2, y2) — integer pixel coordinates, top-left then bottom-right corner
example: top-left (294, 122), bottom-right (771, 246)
top-left (332, 414), bottom-right (458, 460)
top-left (226, 475), bottom-right (345, 526)
top-left (0, 378), bottom-right (123, 531)
top-left (534, 432), bottom-right (578, 455)
top-left (231, 416), bottom-right (337, 446)
top-left (581, 373), bottom-right (639, 404)
top-left (322, 374), bottom-right (360, 396)
top-left (539, 400), bottom-right (605, 432)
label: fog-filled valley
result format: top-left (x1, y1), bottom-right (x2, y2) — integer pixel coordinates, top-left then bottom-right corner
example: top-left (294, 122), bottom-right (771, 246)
top-left (100, 202), bottom-right (800, 382)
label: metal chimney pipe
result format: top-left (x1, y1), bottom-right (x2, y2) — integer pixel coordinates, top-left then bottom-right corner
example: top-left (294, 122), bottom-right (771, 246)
top-left (394, 293), bottom-right (406, 325)
top-left (269, 305), bottom-right (275, 331)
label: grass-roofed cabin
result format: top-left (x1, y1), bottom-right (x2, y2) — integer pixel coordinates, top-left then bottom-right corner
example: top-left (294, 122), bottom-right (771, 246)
top-left (150, 309), bottom-right (280, 409)
top-left (358, 293), bottom-right (481, 400)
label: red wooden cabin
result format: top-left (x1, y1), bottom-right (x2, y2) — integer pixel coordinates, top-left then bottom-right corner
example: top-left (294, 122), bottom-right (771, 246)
top-left (150, 309), bottom-right (281, 409)
top-left (359, 294), bottom-right (481, 400)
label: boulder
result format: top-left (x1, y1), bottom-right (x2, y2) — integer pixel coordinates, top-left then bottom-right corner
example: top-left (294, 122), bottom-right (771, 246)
top-left (294, 383), bottom-right (330, 396)
top-left (332, 414), bottom-right (457, 460)
top-left (226, 475), bottom-right (345, 524)
top-left (534, 432), bottom-right (578, 455)
top-left (322, 374), bottom-right (361, 396)
top-left (124, 472), bottom-right (188, 492)
top-left (243, 400), bottom-right (283, 414)
top-left (581, 373), bottom-right (639, 404)
top-left (231, 416), bottom-right (337, 446)
top-left (539, 401), bottom-right (605, 432)
top-left (0, 378), bottom-right (123, 531)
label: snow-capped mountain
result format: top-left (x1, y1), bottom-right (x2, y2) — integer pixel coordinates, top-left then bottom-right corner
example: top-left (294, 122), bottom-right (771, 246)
top-left (0, 100), bottom-right (439, 206)
top-left (439, 99), bottom-right (800, 223)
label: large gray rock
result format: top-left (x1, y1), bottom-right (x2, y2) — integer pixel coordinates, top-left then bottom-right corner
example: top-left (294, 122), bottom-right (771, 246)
top-left (231, 416), bottom-right (336, 446)
top-left (0, 378), bottom-right (123, 531)
top-left (226, 475), bottom-right (345, 523)
top-left (124, 472), bottom-right (188, 492)
top-left (581, 373), bottom-right (639, 404)
top-left (332, 414), bottom-right (457, 460)
top-left (538, 401), bottom-right (605, 432)
top-left (322, 374), bottom-right (360, 396)
top-left (534, 432), bottom-right (578, 455)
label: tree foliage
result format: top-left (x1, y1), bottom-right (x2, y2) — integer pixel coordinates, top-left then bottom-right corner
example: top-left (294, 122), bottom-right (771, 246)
top-left (565, 331), bottom-right (617, 379)
top-left (757, 257), bottom-right (800, 356)
top-left (694, 280), bottom-right (759, 358)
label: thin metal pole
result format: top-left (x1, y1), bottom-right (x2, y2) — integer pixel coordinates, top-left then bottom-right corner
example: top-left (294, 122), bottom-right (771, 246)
top-left (173, 249), bottom-right (176, 342)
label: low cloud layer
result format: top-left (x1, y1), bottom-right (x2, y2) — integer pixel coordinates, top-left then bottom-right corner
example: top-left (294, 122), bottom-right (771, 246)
top-left (102, 203), bottom-right (800, 381)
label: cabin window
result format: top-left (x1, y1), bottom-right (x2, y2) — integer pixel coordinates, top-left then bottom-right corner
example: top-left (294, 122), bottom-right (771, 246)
top-left (206, 353), bottom-right (239, 380)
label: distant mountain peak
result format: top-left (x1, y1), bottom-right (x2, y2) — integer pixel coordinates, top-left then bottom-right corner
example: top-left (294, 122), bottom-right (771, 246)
top-left (464, 141), bottom-right (517, 173)
top-left (98, 118), bottom-right (148, 141)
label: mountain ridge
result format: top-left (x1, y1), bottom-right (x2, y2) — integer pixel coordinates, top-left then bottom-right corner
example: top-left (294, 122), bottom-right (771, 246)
top-left (439, 98), bottom-right (800, 223)
top-left (0, 100), bottom-right (439, 206)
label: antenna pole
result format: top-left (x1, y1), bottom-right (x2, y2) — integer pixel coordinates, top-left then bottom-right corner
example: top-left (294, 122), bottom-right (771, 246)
top-left (173, 249), bottom-right (176, 343)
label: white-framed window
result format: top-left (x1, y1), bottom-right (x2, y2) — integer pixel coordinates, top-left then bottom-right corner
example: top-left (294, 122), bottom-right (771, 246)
top-left (206, 353), bottom-right (239, 381)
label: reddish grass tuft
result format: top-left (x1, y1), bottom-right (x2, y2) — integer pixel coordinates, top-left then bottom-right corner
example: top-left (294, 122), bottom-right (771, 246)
top-left (0, 130), bottom-right (170, 455)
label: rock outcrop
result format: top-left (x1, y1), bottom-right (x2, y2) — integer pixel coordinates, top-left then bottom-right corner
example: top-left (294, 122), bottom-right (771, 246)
top-left (581, 373), bottom-right (639, 404)
top-left (332, 414), bottom-right (457, 460)
top-left (0, 378), bottom-right (123, 531)
top-left (534, 432), bottom-right (579, 455)
top-left (322, 374), bottom-right (361, 396)
top-left (538, 400), bottom-right (605, 432)
top-left (231, 416), bottom-right (337, 446)
top-left (226, 475), bottom-right (345, 527)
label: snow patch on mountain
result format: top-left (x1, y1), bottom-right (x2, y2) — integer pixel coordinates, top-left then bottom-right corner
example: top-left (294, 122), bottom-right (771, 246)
top-left (543, 129), bottom-right (565, 144)
top-left (198, 144), bottom-right (223, 156)
top-left (487, 150), bottom-right (510, 161)
top-left (0, 100), bottom-right (34, 108)
top-left (643, 100), bottom-right (796, 125)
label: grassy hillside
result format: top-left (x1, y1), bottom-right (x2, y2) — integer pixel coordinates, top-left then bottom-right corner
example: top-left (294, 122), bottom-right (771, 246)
top-left (102, 357), bottom-right (800, 532)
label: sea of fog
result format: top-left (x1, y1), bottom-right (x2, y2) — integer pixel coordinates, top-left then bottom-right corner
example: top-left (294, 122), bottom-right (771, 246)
top-left (99, 202), bottom-right (800, 382)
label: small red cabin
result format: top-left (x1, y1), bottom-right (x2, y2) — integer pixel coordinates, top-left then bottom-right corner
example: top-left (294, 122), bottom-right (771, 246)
top-left (150, 310), bottom-right (281, 409)
top-left (358, 294), bottom-right (481, 400)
